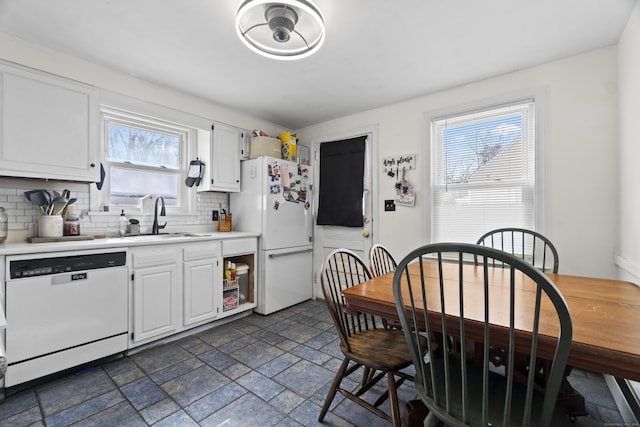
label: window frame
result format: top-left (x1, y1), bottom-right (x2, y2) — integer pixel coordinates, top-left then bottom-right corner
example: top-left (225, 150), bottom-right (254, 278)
top-left (94, 105), bottom-right (196, 214)
top-left (425, 90), bottom-right (546, 244)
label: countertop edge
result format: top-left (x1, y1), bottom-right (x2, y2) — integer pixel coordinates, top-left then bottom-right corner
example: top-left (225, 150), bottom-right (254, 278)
top-left (0, 231), bottom-right (260, 256)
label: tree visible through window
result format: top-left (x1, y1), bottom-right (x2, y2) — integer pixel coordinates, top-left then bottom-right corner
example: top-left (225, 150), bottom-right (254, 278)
top-left (430, 101), bottom-right (535, 243)
top-left (108, 123), bottom-right (179, 168)
top-left (443, 116), bottom-right (522, 184)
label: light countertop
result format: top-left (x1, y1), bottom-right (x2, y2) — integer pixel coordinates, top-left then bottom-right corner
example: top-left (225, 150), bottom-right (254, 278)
top-left (0, 231), bottom-right (259, 256)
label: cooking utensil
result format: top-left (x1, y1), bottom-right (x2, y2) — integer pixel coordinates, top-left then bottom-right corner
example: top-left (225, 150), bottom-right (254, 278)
top-left (41, 191), bottom-right (52, 212)
top-left (60, 198), bottom-right (77, 218)
top-left (25, 190), bottom-right (43, 214)
top-left (49, 196), bottom-right (68, 215)
top-left (24, 190), bottom-right (40, 203)
top-left (26, 190), bottom-right (49, 214)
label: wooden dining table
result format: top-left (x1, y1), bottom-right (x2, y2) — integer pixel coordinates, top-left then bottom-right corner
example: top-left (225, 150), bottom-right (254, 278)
top-left (342, 261), bottom-right (640, 383)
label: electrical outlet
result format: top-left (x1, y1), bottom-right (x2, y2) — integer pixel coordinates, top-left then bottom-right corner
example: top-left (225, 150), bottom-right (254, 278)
top-left (384, 200), bottom-right (396, 211)
top-left (212, 210), bottom-right (219, 221)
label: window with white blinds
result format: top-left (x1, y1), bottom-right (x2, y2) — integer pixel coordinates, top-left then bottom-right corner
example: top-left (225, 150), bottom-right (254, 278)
top-left (430, 100), bottom-right (536, 243)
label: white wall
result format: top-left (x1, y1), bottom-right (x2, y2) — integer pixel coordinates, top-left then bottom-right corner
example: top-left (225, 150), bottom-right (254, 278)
top-left (297, 47), bottom-right (619, 279)
top-left (618, 2), bottom-right (640, 283)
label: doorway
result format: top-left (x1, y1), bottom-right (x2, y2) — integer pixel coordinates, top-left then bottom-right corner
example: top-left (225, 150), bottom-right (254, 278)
top-left (311, 125), bottom-right (378, 299)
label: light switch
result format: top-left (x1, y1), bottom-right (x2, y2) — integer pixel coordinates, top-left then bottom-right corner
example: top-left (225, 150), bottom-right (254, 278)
top-left (384, 200), bottom-right (396, 212)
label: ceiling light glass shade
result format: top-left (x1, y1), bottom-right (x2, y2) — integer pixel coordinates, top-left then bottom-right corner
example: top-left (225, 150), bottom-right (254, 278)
top-left (236, 0), bottom-right (325, 60)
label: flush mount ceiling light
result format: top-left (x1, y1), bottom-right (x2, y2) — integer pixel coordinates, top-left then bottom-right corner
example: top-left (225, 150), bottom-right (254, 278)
top-left (236, 0), bottom-right (325, 60)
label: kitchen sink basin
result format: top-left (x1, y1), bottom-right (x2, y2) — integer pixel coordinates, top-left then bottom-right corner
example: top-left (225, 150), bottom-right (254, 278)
top-left (121, 232), bottom-right (215, 241)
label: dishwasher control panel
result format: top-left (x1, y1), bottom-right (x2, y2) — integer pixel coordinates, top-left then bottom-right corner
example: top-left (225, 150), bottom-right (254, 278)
top-left (9, 251), bottom-right (126, 279)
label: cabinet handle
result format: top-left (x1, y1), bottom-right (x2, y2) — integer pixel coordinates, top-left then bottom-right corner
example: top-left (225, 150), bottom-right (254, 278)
top-left (90, 163), bottom-right (96, 168)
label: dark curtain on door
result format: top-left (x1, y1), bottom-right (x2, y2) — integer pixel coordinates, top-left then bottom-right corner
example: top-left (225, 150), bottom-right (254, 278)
top-left (316, 136), bottom-right (366, 227)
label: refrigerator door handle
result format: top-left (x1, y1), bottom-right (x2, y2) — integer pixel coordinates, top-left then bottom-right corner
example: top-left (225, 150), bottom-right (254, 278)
top-left (268, 248), bottom-right (314, 259)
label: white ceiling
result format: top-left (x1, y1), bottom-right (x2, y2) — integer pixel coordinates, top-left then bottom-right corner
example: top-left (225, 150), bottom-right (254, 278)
top-left (0, 0), bottom-right (636, 129)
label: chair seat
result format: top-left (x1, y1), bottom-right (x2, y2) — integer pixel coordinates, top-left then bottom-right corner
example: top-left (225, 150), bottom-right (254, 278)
top-left (340, 329), bottom-right (418, 370)
top-left (419, 353), bottom-right (568, 426)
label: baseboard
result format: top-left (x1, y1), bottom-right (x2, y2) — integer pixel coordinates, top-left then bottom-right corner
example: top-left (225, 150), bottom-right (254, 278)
top-left (616, 255), bottom-right (640, 282)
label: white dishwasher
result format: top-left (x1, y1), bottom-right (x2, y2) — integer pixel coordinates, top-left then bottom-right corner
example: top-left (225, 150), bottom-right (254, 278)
top-left (4, 248), bottom-right (128, 387)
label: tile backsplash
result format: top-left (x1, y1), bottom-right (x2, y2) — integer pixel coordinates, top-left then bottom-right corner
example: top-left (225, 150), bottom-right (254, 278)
top-left (0, 177), bottom-right (229, 240)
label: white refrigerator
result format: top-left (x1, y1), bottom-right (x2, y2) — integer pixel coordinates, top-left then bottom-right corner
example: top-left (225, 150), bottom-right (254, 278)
top-left (230, 156), bottom-right (313, 314)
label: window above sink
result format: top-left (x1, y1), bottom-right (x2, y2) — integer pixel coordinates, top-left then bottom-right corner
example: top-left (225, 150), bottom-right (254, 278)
top-left (101, 106), bottom-right (190, 212)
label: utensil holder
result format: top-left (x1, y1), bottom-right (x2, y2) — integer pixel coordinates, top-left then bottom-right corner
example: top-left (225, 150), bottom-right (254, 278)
top-left (218, 214), bottom-right (232, 232)
top-left (38, 215), bottom-right (63, 237)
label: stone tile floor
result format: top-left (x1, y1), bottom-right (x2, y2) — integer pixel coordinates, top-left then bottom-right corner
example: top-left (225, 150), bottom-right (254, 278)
top-left (0, 299), bottom-right (627, 426)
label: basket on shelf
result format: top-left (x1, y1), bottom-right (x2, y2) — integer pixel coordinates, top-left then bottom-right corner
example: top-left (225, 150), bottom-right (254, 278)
top-left (223, 287), bottom-right (238, 311)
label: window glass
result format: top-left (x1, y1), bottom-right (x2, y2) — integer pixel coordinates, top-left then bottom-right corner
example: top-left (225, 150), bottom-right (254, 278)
top-left (430, 101), bottom-right (535, 243)
top-left (107, 123), bottom-right (180, 169)
top-left (109, 167), bottom-right (179, 206)
top-left (102, 108), bottom-right (189, 209)
top-left (437, 115), bottom-right (523, 185)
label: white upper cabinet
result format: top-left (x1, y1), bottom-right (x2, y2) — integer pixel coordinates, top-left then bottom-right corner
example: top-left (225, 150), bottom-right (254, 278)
top-left (197, 122), bottom-right (242, 192)
top-left (0, 62), bottom-right (99, 182)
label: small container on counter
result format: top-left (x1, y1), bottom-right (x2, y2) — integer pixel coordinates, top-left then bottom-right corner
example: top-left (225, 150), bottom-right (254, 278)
top-left (118, 210), bottom-right (128, 236)
top-left (218, 210), bottom-right (232, 232)
top-left (63, 214), bottom-right (80, 236)
top-left (128, 218), bottom-right (140, 235)
top-left (39, 215), bottom-right (63, 238)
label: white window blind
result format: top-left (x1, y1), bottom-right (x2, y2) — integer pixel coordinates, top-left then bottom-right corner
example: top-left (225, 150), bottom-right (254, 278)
top-left (430, 100), bottom-right (536, 243)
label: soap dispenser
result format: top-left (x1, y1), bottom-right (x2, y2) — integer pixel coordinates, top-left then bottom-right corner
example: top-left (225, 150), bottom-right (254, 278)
top-left (118, 209), bottom-right (128, 236)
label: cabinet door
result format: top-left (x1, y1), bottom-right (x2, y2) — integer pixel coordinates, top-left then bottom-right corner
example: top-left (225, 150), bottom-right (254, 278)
top-left (0, 62), bottom-right (99, 182)
top-left (183, 258), bottom-right (220, 326)
top-left (212, 123), bottom-right (241, 191)
top-left (240, 129), bottom-right (251, 160)
top-left (132, 263), bottom-right (180, 343)
top-left (198, 123), bottom-right (241, 192)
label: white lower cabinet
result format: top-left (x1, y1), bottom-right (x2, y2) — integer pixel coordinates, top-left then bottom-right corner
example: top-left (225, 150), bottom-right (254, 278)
top-left (183, 241), bottom-right (222, 326)
top-left (129, 241), bottom-right (223, 348)
top-left (130, 246), bottom-right (181, 345)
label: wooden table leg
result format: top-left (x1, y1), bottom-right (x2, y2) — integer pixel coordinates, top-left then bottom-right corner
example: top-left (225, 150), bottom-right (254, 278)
top-left (556, 366), bottom-right (589, 420)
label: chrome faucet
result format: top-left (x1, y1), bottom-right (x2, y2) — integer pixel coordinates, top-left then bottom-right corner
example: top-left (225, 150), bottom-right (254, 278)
top-left (152, 196), bottom-right (167, 235)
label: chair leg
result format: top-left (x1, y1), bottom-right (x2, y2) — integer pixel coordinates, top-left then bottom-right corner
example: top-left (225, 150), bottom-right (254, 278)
top-left (362, 366), bottom-right (374, 386)
top-left (387, 371), bottom-right (401, 427)
top-left (425, 411), bottom-right (439, 427)
top-left (318, 357), bottom-right (350, 422)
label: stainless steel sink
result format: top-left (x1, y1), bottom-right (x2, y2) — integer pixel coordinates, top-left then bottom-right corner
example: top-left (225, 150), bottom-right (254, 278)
top-left (121, 232), bottom-right (215, 241)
